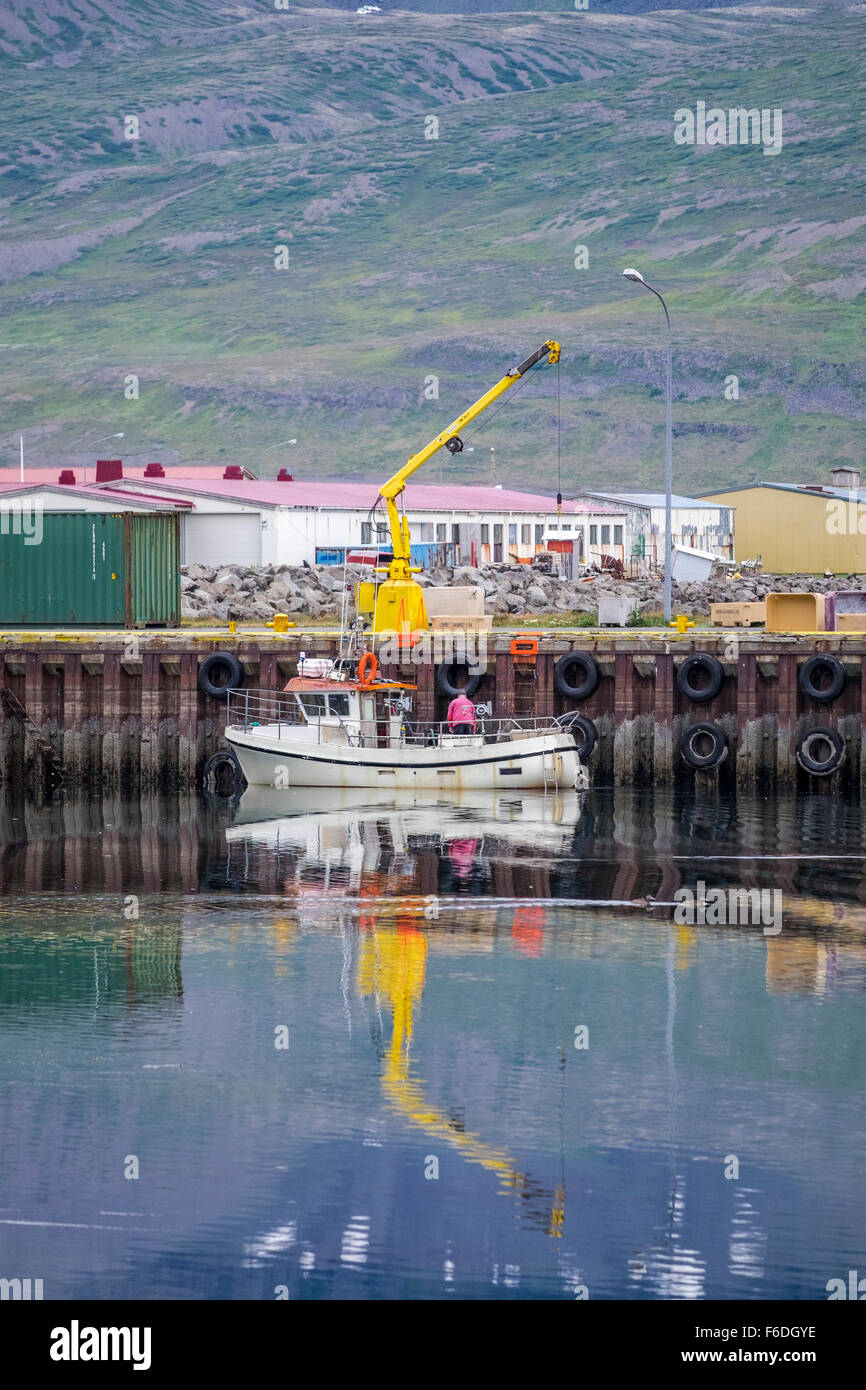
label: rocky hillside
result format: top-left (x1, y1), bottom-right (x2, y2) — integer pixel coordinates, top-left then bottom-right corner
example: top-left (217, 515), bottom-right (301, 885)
top-left (0, 1), bottom-right (863, 492)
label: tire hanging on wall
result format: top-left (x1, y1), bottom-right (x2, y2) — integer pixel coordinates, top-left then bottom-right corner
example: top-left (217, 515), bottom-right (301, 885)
top-left (198, 652), bottom-right (243, 701)
top-left (554, 711), bottom-right (597, 760)
top-left (201, 747), bottom-right (246, 795)
top-left (435, 661), bottom-right (482, 700)
top-left (798, 655), bottom-right (846, 704)
top-left (676, 653), bottom-right (724, 704)
top-left (553, 651), bottom-right (600, 702)
top-left (680, 721), bottom-right (728, 770)
top-left (796, 728), bottom-right (845, 776)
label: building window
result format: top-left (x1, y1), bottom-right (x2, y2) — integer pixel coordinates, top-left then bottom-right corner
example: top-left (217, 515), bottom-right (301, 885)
top-left (452, 524), bottom-right (460, 544)
top-left (562, 523), bottom-right (572, 532)
top-left (535, 524), bottom-right (544, 545)
top-left (481, 524), bottom-right (489, 544)
top-left (361, 522), bottom-right (371, 545)
top-left (601, 525), bottom-right (610, 544)
top-left (436, 523), bottom-right (446, 542)
top-left (614, 524), bottom-right (623, 545)
top-left (521, 523), bottom-right (530, 544)
top-left (590, 525), bottom-right (598, 545)
top-left (508, 523), bottom-right (517, 544)
top-left (417, 522), bottom-right (433, 542)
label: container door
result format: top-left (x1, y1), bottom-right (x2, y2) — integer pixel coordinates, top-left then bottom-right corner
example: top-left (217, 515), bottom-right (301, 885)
top-left (127, 513), bottom-right (181, 627)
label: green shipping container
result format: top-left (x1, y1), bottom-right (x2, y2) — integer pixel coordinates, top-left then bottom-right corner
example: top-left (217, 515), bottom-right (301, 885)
top-left (0, 512), bottom-right (180, 627)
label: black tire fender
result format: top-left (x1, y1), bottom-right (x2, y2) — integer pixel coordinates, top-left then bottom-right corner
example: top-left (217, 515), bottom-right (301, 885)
top-left (553, 651), bottom-right (600, 702)
top-left (799, 655), bottom-right (846, 704)
top-left (435, 660), bottom-right (482, 700)
top-left (201, 747), bottom-right (246, 795)
top-left (198, 652), bottom-right (243, 701)
top-left (554, 711), bottom-right (597, 759)
top-left (796, 728), bottom-right (845, 776)
top-left (680, 721), bottom-right (728, 769)
top-left (676, 653), bottom-right (725, 704)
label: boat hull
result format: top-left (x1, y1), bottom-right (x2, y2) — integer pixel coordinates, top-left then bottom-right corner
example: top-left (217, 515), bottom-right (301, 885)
top-left (224, 726), bottom-right (586, 791)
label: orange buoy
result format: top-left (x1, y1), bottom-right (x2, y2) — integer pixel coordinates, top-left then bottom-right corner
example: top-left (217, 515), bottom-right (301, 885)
top-left (357, 651), bottom-right (378, 686)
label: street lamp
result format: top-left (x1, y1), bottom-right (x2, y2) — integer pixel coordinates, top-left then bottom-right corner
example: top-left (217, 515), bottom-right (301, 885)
top-left (68, 432), bottom-right (124, 484)
top-left (262, 439), bottom-right (297, 454)
top-left (622, 268), bottom-right (673, 622)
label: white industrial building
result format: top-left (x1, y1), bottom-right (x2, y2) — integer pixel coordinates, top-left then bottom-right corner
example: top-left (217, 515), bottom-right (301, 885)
top-left (572, 489), bottom-right (734, 565)
top-left (1, 463), bottom-right (634, 570)
top-left (88, 472), bottom-right (628, 570)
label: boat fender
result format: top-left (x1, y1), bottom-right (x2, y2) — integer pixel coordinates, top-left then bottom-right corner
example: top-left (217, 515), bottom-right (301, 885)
top-left (357, 651), bottom-right (378, 686)
top-left (676, 653), bottom-right (724, 704)
top-left (553, 651), bottom-right (600, 702)
top-left (798, 655), bottom-right (846, 704)
top-left (680, 721), bottom-right (728, 769)
top-left (796, 727), bottom-right (845, 776)
top-left (201, 748), bottom-right (245, 795)
top-left (435, 660), bottom-right (482, 700)
top-left (198, 652), bottom-right (243, 701)
top-left (554, 711), bottom-right (597, 759)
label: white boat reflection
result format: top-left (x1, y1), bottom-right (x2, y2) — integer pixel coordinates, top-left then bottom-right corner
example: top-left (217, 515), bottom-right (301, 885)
top-left (226, 786), bottom-right (584, 857)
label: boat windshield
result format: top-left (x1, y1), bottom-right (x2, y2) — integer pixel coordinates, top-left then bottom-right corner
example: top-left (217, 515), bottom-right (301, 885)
top-left (297, 691), bottom-right (352, 720)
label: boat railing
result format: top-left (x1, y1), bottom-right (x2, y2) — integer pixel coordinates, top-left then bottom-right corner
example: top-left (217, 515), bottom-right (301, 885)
top-left (226, 688), bottom-right (306, 736)
top-left (226, 689), bottom-right (571, 749)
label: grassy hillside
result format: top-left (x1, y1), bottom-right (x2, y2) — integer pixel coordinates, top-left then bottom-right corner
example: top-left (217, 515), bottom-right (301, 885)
top-left (0, 0), bottom-right (863, 494)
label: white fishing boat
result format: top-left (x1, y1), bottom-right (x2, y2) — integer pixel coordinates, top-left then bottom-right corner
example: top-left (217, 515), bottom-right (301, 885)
top-left (223, 657), bottom-right (587, 793)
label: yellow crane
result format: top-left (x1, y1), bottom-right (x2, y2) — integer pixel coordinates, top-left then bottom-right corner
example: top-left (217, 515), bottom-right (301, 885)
top-left (372, 339), bottom-right (562, 636)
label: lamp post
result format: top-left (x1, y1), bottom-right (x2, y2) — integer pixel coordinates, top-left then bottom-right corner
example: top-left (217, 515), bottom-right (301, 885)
top-left (69, 432), bottom-right (124, 484)
top-left (262, 439), bottom-right (297, 455)
top-left (622, 268), bottom-right (673, 622)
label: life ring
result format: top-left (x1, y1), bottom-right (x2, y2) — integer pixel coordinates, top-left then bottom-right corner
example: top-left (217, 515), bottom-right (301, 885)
top-left (676, 653), bottom-right (724, 704)
top-left (554, 711), bottom-right (597, 759)
top-left (435, 660), bottom-right (482, 700)
top-left (357, 651), bottom-right (378, 686)
top-left (680, 721), bottom-right (728, 769)
top-left (799, 655), bottom-right (846, 704)
top-left (553, 651), bottom-right (600, 702)
top-left (796, 728), bottom-right (845, 776)
top-left (198, 652), bottom-right (243, 701)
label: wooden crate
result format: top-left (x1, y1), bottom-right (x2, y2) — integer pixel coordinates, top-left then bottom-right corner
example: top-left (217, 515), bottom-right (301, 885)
top-left (710, 601), bottom-right (766, 627)
top-left (836, 613), bottom-right (866, 632)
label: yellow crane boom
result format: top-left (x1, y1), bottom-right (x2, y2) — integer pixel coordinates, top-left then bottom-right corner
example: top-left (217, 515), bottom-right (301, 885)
top-left (372, 339), bottom-right (561, 637)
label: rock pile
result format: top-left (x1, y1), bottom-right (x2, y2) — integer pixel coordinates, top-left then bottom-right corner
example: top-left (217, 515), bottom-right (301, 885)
top-left (181, 562), bottom-right (864, 623)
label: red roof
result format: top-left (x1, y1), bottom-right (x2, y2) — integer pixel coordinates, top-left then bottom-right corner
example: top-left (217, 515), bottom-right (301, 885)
top-left (98, 477), bottom-right (622, 515)
top-left (0, 465), bottom-right (252, 485)
top-left (0, 481), bottom-right (192, 507)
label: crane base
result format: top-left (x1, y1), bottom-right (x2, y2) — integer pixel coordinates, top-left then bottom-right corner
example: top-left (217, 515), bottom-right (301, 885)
top-left (373, 579), bottom-right (429, 644)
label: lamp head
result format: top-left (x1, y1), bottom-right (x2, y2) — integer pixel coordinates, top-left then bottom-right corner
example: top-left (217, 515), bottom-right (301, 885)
top-left (622, 268), bottom-right (646, 285)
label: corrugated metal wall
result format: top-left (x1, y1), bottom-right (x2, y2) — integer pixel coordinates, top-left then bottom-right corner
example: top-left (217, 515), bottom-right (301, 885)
top-left (0, 513), bottom-right (126, 625)
top-left (0, 512), bottom-right (179, 626)
top-left (126, 513), bottom-right (180, 626)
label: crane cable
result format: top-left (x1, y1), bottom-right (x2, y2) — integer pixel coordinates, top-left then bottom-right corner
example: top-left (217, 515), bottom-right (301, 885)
top-left (556, 356), bottom-right (562, 518)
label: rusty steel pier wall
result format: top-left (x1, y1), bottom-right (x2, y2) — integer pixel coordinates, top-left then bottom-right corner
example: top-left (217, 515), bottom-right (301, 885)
top-left (1, 629), bottom-right (865, 795)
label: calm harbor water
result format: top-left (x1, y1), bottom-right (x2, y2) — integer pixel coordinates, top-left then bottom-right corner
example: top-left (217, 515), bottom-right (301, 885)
top-left (1, 785), bottom-right (864, 1300)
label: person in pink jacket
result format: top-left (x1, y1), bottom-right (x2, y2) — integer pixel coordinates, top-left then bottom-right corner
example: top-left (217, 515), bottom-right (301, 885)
top-left (447, 692), bottom-right (477, 734)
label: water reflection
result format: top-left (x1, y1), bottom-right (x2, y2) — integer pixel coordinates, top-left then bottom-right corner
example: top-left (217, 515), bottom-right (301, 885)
top-left (1, 787), bottom-right (865, 1299)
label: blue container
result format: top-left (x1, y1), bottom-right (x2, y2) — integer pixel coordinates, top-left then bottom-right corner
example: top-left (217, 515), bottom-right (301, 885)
top-left (315, 547), bottom-right (345, 566)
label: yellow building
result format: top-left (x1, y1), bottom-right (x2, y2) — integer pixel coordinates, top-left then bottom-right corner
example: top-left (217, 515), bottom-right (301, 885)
top-left (704, 472), bottom-right (866, 574)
